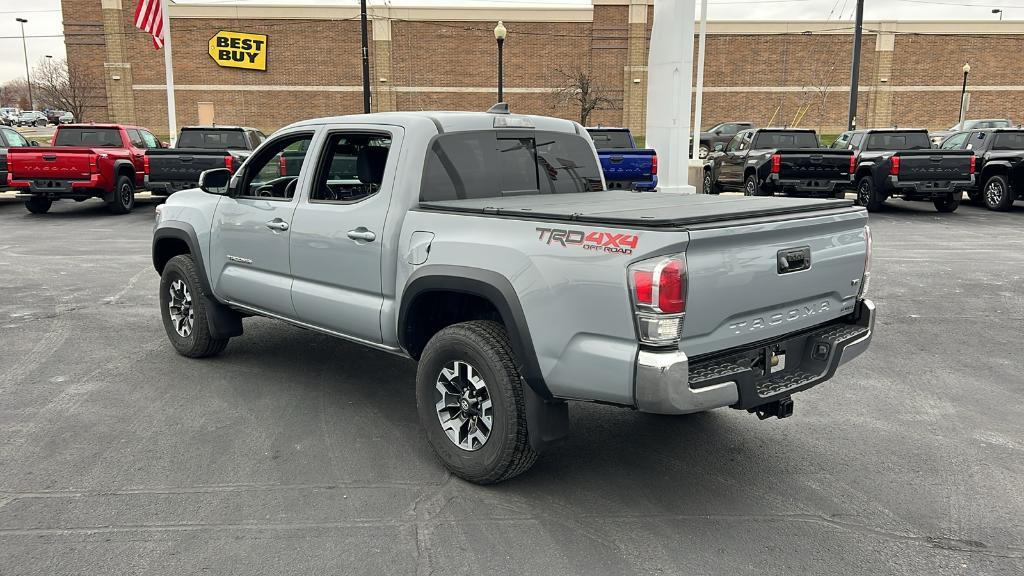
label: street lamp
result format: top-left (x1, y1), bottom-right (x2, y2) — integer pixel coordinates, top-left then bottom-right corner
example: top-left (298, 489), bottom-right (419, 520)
top-left (959, 63), bottom-right (971, 125)
top-left (16, 17), bottom-right (33, 110)
top-left (494, 20), bottom-right (507, 103)
top-left (993, 9), bottom-right (1004, 20)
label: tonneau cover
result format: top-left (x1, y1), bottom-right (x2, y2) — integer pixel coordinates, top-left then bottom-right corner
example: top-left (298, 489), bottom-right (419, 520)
top-left (418, 191), bottom-right (855, 228)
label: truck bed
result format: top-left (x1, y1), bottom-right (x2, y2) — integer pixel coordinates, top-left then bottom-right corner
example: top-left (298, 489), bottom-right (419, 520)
top-left (418, 191), bottom-right (855, 228)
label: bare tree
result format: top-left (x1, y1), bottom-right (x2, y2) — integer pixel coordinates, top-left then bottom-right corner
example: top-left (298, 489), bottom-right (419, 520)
top-left (551, 67), bottom-right (614, 126)
top-left (0, 79), bottom-right (31, 109)
top-left (32, 57), bottom-right (94, 121)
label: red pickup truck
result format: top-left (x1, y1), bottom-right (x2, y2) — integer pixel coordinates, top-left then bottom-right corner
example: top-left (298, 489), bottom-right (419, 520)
top-left (7, 123), bottom-right (162, 214)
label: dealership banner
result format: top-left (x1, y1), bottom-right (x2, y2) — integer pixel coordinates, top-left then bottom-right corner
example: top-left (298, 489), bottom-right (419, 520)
top-left (209, 30), bottom-right (268, 71)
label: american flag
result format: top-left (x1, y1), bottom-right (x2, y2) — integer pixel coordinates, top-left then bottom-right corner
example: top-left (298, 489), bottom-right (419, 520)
top-left (134, 0), bottom-right (165, 49)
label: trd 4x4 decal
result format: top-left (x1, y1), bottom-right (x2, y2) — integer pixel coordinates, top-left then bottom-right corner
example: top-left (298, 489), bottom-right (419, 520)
top-left (536, 227), bottom-right (638, 255)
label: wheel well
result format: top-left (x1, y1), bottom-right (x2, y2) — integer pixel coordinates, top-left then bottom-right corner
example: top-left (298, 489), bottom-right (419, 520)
top-left (402, 290), bottom-right (503, 359)
top-left (153, 237), bottom-right (191, 273)
top-left (981, 165), bottom-right (1008, 181)
top-left (855, 167), bottom-right (873, 181)
top-left (116, 163), bottom-right (135, 181)
top-left (744, 167), bottom-right (756, 180)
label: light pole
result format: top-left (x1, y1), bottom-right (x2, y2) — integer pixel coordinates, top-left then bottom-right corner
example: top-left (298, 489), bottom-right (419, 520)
top-left (993, 9), bottom-right (1004, 20)
top-left (959, 63), bottom-right (971, 125)
top-left (16, 17), bottom-right (33, 110)
top-left (494, 21), bottom-right (507, 103)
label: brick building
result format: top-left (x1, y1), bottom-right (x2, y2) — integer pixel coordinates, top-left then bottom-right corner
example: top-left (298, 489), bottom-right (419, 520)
top-left (64, 0), bottom-right (1024, 137)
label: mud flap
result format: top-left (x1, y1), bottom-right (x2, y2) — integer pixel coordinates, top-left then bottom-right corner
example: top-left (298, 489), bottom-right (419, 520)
top-left (524, 382), bottom-right (569, 453)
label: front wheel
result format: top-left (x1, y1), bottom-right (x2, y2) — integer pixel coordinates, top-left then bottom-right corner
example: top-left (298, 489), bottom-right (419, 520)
top-left (934, 194), bottom-right (960, 213)
top-left (416, 320), bottom-right (538, 484)
top-left (25, 196), bottom-right (52, 214)
top-left (35, 119), bottom-right (46, 127)
top-left (703, 170), bottom-right (719, 195)
top-left (698, 144), bottom-right (710, 159)
top-left (159, 255), bottom-right (229, 358)
top-left (983, 175), bottom-right (1014, 211)
top-left (107, 174), bottom-right (135, 214)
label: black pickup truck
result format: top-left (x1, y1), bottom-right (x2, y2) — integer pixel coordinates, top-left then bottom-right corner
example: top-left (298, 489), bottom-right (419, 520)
top-left (145, 126), bottom-right (265, 195)
top-left (834, 129), bottom-right (975, 213)
top-left (938, 128), bottom-right (1024, 211)
top-left (704, 128), bottom-right (853, 198)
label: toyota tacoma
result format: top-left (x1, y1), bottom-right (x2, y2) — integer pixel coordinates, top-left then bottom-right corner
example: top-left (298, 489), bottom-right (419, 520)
top-left (152, 109), bottom-right (875, 484)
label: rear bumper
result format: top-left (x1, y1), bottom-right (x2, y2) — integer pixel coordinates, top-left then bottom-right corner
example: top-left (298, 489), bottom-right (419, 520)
top-left (606, 176), bottom-right (657, 191)
top-left (144, 176), bottom-right (196, 194)
top-left (9, 174), bottom-right (104, 196)
top-left (767, 174), bottom-right (853, 194)
top-left (634, 299), bottom-right (875, 414)
top-left (886, 175), bottom-right (975, 194)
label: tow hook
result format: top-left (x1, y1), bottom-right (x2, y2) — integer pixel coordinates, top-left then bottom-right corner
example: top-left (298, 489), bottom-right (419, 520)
top-left (754, 396), bottom-right (794, 420)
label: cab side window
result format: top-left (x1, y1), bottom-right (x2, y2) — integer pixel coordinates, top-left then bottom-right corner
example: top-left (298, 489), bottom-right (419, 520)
top-left (238, 132), bottom-right (314, 200)
top-left (126, 129), bottom-right (145, 148)
top-left (831, 132), bottom-right (851, 149)
top-left (310, 132), bottom-right (392, 203)
top-left (2, 127), bottom-right (28, 147)
top-left (850, 133), bottom-right (865, 149)
top-left (940, 132), bottom-right (968, 150)
top-left (725, 133), bottom-right (743, 152)
top-left (140, 130), bottom-right (159, 149)
top-left (737, 130), bottom-right (753, 151)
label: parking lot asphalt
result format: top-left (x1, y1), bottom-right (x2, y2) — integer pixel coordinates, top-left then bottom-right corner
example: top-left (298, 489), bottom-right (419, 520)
top-left (0, 194), bottom-right (1021, 575)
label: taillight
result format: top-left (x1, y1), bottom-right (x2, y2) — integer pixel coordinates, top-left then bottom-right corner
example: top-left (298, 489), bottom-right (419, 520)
top-left (859, 225), bottom-right (872, 298)
top-left (628, 254), bottom-right (687, 346)
top-left (890, 156), bottom-right (900, 176)
top-left (969, 155), bottom-right (976, 175)
top-left (89, 153), bottom-right (98, 173)
top-left (849, 155), bottom-right (856, 176)
top-left (143, 154), bottom-right (150, 176)
top-left (279, 155), bottom-right (287, 176)
top-left (771, 153), bottom-right (781, 174)
top-left (225, 155), bottom-right (234, 174)
top-left (651, 154), bottom-right (658, 176)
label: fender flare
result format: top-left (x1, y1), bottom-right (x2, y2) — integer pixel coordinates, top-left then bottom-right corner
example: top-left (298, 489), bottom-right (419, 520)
top-left (152, 222), bottom-right (242, 339)
top-left (398, 265), bottom-right (552, 400)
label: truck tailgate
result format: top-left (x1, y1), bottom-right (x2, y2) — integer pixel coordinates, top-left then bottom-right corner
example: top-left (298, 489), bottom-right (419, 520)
top-left (778, 149), bottom-right (853, 180)
top-left (8, 147), bottom-right (93, 179)
top-left (681, 209), bottom-right (868, 357)
top-left (598, 149), bottom-right (656, 181)
top-left (147, 149), bottom-right (232, 182)
top-left (894, 150), bottom-right (973, 182)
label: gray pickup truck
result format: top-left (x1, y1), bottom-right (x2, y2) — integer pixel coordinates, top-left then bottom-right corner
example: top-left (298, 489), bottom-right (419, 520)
top-left (152, 110), bottom-right (876, 484)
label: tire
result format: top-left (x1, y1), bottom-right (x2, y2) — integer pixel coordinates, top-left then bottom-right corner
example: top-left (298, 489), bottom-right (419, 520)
top-left (159, 255), bottom-right (229, 358)
top-left (982, 174), bottom-right (1014, 211)
top-left (856, 176), bottom-right (883, 212)
top-left (416, 320), bottom-right (538, 484)
top-left (744, 174), bottom-right (768, 196)
top-left (934, 194), bottom-right (960, 213)
top-left (35, 119), bottom-right (45, 127)
top-left (702, 169), bottom-right (719, 195)
top-left (25, 196), bottom-right (52, 214)
top-left (698, 144), bottom-right (710, 159)
top-left (107, 174), bottom-right (135, 214)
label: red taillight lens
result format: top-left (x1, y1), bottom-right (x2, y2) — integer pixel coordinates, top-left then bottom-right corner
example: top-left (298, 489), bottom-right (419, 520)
top-left (143, 154), bottom-right (150, 176)
top-left (890, 156), bottom-right (900, 176)
top-left (633, 270), bottom-right (653, 306)
top-left (279, 155), bottom-right (287, 176)
top-left (849, 155), bottom-right (856, 175)
top-left (969, 155), bottom-right (976, 175)
top-left (225, 155), bottom-right (234, 174)
top-left (656, 259), bottom-right (685, 314)
top-left (771, 153), bottom-right (781, 174)
top-left (651, 154), bottom-right (658, 176)
top-left (628, 254), bottom-right (687, 345)
top-left (89, 153), bottom-right (98, 173)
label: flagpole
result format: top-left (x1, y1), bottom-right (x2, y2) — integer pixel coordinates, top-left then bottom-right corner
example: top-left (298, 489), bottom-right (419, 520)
top-left (161, 0), bottom-right (177, 146)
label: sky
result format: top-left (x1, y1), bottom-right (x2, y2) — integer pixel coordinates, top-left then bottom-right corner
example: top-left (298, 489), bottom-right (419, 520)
top-left (0, 0), bottom-right (1019, 86)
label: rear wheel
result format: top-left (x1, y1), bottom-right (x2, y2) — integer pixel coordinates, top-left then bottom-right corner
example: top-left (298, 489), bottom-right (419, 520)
top-left (25, 196), bottom-right (52, 214)
top-left (416, 320), bottom-right (538, 484)
top-left (35, 118), bottom-right (46, 127)
top-left (107, 175), bottom-right (135, 214)
top-left (856, 176), bottom-right (883, 212)
top-left (744, 174), bottom-right (767, 196)
top-left (159, 255), bottom-right (229, 358)
top-left (983, 174), bottom-right (1014, 211)
top-left (934, 194), bottom-right (960, 213)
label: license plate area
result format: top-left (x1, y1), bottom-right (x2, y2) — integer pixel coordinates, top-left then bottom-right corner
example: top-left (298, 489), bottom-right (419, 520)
top-left (29, 180), bottom-right (72, 192)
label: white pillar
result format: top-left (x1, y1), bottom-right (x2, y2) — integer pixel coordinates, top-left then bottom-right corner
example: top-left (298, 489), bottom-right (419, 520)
top-left (645, 0), bottom-right (697, 193)
top-left (161, 0), bottom-right (177, 146)
top-left (691, 0), bottom-right (707, 162)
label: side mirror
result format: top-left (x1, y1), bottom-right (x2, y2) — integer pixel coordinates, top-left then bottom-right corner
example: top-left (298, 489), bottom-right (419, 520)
top-left (30, 140), bottom-right (40, 147)
top-left (198, 168), bottom-right (232, 195)
top-left (714, 143), bottom-right (725, 152)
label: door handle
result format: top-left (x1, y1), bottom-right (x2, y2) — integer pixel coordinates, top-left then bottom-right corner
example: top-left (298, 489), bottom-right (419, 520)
top-left (347, 228), bottom-right (376, 242)
top-left (265, 219), bottom-right (289, 231)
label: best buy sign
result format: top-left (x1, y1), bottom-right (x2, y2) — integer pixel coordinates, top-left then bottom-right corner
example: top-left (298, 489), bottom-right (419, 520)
top-left (209, 30), bottom-right (267, 71)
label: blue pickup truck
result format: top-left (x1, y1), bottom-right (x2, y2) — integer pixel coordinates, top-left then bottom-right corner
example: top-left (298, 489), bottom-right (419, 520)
top-left (586, 127), bottom-right (657, 191)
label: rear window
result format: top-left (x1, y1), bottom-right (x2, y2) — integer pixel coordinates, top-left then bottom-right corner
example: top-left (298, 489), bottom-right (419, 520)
top-left (752, 131), bottom-right (819, 149)
top-left (865, 132), bottom-right (931, 151)
top-left (992, 132), bottom-right (1024, 150)
top-left (587, 130), bottom-right (633, 150)
top-left (177, 129), bottom-right (248, 149)
top-left (420, 130), bottom-right (604, 202)
top-left (54, 128), bottom-right (123, 147)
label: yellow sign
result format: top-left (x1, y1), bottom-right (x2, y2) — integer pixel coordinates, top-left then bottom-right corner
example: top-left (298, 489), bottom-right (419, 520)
top-left (209, 30), bottom-right (267, 71)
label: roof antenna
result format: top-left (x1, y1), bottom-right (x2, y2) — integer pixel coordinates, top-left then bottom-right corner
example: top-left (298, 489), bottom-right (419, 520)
top-left (487, 102), bottom-right (510, 114)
